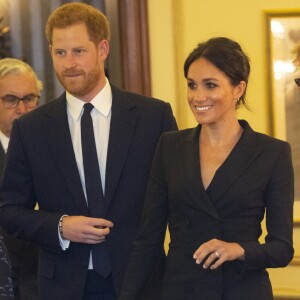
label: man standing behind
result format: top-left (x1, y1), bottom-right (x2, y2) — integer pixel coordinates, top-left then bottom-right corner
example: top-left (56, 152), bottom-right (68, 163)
top-left (0, 3), bottom-right (177, 300)
top-left (0, 58), bottom-right (42, 299)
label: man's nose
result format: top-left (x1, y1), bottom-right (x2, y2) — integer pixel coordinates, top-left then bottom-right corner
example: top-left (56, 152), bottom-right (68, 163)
top-left (15, 100), bottom-right (27, 113)
top-left (64, 54), bottom-right (76, 68)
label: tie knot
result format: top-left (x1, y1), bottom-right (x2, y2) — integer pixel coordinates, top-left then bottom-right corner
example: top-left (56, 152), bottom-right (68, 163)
top-left (83, 103), bottom-right (94, 115)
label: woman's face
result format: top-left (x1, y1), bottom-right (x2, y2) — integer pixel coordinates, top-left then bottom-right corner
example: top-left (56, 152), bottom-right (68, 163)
top-left (186, 57), bottom-right (244, 126)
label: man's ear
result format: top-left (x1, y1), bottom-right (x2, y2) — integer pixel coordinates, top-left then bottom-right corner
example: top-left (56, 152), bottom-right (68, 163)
top-left (98, 40), bottom-right (109, 59)
top-left (49, 45), bottom-right (53, 57)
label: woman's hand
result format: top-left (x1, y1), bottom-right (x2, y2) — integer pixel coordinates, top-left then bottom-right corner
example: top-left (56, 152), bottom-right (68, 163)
top-left (193, 238), bottom-right (245, 270)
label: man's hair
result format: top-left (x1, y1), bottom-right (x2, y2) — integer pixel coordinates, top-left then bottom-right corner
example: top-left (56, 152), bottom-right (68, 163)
top-left (0, 58), bottom-right (43, 93)
top-left (45, 2), bottom-right (110, 46)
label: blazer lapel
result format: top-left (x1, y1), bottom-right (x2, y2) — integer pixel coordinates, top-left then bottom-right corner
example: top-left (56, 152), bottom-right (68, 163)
top-left (42, 94), bottom-right (88, 214)
top-left (104, 87), bottom-right (137, 211)
top-left (180, 126), bottom-right (221, 220)
top-left (206, 120), bottom-right (264, 203)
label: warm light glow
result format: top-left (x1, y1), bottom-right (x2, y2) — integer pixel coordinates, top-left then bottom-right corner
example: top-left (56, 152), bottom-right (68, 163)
top-left (273, 60), bottom-right (295, 80)
top-left (271, 20), bottom-right (285, 38)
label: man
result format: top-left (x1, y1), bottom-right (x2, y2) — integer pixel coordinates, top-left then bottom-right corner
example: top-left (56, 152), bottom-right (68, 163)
top-left (0, 3), bottom-right (177, 300)
top-left (0, 58), bottom-right (42, 299)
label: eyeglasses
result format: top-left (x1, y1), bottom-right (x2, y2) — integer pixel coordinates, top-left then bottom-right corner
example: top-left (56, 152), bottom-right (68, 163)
top-left (0, 94), bottom-right (40, 108)
top-left (295, 78), bottom-right (300, 87)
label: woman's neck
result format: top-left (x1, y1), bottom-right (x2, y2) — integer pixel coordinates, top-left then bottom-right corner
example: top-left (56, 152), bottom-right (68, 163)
top-left (200, 119), bottom-right (243, 147)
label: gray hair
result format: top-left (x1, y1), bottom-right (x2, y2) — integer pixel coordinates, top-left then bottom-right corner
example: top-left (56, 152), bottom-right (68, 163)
top-left (0, 58), bottom-right (43, 93)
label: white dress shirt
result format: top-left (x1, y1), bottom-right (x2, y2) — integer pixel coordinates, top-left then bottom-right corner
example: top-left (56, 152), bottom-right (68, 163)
top-left (0, 130), bottom-right (9, 153)
top-left (67, 79), bottom-right (112, 196)
top-left (59, 79), bottom-right (112, 270)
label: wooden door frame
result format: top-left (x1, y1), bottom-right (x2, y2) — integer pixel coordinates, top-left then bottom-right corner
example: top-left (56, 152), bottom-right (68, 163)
top-left (118, 0), bottom-right (151, 96)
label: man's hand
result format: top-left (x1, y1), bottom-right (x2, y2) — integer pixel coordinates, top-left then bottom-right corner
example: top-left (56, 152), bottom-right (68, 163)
top-left (61, 216), bottom-right (113, 244)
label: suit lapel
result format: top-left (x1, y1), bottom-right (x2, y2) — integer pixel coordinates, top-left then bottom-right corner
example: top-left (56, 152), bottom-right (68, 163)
top-left (42, 95), bottom-right (88, 214)
top-left (180, 126), bottom-right (221, 220)
top-left (105, 87), bottom-right (137, 211)
top-left (206, 120), bottom-right (264, 203)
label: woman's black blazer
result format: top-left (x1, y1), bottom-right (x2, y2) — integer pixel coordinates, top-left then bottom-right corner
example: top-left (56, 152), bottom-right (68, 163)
top-left (120, 120), bottom-right (294, 300)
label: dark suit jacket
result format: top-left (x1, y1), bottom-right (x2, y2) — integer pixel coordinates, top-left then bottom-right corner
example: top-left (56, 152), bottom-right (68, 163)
top-left (0, 144), bottom-right (13, 299)
top-left (0, 142), bottom-right (39, 300)
top-left (120, 120), bottom-right (294, 300)
top-left (0, 85), bottom-right (177, 300)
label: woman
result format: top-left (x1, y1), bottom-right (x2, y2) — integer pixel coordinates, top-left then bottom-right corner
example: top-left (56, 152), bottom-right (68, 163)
top-left (120, 37), bottom-right (294, 300)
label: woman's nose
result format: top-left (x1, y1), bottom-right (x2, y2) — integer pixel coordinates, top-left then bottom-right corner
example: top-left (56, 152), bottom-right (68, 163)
top-left (193, 88), bottom-right (206, 101)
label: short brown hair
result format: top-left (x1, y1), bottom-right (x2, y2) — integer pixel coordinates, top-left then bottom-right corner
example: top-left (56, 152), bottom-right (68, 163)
top-left (45, 2), bottom-right (110, 45)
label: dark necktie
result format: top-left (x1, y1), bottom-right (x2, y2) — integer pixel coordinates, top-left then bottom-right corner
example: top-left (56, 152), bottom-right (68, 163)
top-left (81, 103), bottom-right (111, 278)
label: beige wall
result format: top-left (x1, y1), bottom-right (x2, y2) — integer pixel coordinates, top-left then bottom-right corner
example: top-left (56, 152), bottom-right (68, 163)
top-left (148, 0), bottom-right (300, 132)
top-left (148, 0), bottom-right (300, 298)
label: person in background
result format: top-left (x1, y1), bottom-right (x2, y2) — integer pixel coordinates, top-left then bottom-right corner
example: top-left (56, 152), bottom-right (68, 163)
top-left (0, 3), bottom-right (177, 300)
top-left (0, 58), bottom-right (41, 300)
top-left (120, 37), bottom-right (294, 300)
top-left (284, 44), bottom-right (300, 203)
top-left (0, 235), bottom-right (13, 299)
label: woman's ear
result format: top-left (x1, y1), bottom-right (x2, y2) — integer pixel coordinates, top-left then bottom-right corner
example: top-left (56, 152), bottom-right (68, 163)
top-left (235, 81), bottom-right (246, 99)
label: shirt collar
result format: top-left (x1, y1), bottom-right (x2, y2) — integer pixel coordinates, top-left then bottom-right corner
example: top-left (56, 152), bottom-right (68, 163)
top-left (66, 78), bottom-right (112, 121)
top-left (0, 130), bottom-right (10, 153)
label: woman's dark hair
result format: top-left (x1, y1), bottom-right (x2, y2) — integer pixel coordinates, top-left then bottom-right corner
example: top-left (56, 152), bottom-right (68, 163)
top-left (184, 37), bottom-right (250, 108)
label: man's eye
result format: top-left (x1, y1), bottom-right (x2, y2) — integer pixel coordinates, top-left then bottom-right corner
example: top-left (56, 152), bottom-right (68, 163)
top-left (74, 49), bottom-right (85, 54)
top-left (23, 95), bottom-right (35, 101)
top-left (55, 50), bottom-right (65, 56)
top-left (3, 95), bottom-right (18, 102)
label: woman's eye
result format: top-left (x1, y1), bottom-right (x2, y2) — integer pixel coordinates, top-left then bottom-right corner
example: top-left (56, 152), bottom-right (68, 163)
top-left (187, 82), bottom-right (197, 89)
top-left (206, 82), bottom-right (217, 89)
